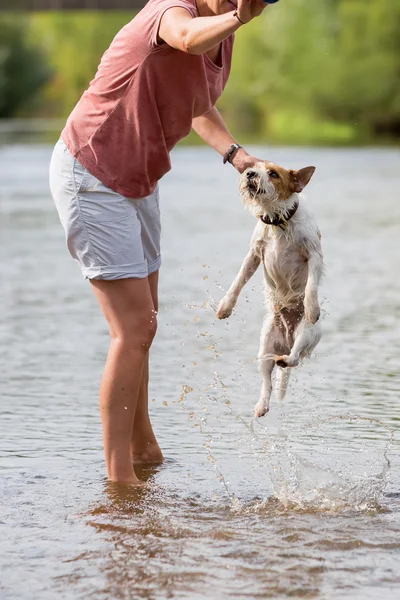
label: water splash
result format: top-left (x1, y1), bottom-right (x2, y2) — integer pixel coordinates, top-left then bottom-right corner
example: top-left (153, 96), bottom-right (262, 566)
top-left (181, 295), bottom-right (395, 514)
top-left (184, 370), bottom-right (395, 513)
top-left (178, 383), bottom-right (235, 501)
top-left (252, 411), bottom-right (394, 512)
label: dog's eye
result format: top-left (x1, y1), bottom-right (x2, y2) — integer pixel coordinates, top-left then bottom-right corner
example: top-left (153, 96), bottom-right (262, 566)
top-left (269, 170), bottom-right (279, 179)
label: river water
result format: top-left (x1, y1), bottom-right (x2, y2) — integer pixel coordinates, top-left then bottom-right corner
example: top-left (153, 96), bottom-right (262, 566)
top-left (1, 141), bottom-right (399, 599)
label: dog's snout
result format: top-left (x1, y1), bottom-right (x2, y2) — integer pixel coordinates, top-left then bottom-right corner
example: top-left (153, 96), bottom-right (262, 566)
top-left (246, 170), bottom-right (256, 180)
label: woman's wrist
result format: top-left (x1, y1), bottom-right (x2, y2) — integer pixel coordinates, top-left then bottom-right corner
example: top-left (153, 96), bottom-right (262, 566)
top-left (231, 147), bottom-right (250, 173)
top-left (233, 10), bottom-right (247, 26)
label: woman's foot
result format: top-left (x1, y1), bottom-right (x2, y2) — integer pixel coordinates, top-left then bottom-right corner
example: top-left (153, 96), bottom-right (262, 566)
top-left (109, 475), bottom-right (145, 485)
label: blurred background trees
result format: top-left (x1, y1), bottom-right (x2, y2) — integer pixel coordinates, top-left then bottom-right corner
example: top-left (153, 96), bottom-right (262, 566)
top-left (0, 0), bottom-right (398, 144)
top-left (0, 15), bottom-right (51, 118)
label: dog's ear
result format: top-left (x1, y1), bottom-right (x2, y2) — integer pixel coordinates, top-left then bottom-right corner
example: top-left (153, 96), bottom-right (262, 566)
top-left (292, 166), bottom-right (316, 193)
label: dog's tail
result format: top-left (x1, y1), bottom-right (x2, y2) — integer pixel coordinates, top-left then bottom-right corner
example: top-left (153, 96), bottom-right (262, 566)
top-left (275, 367), bottom-right (291, 401)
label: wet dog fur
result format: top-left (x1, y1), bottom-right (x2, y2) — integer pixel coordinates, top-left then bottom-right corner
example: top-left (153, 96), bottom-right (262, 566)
top-left (217, 161), bottom-right (323, 417)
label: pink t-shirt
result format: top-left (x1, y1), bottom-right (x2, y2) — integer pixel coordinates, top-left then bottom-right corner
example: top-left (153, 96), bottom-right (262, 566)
top-left (62, 0), bottom-right (234, 199)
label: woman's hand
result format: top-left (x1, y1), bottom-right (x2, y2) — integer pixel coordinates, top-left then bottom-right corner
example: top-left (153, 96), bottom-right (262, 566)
top-left (236, 0), bottom-right (268, 25)
top-left (231, 148), bottom-right (264, 173)
top-left (191, 108), bottom-right (266, 173)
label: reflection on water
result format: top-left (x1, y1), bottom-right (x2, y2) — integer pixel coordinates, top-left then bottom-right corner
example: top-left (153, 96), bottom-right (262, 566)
top-left (1, 141), bottom-right (400, 599)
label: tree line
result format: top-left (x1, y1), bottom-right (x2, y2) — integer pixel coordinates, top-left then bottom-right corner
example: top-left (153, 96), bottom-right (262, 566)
top-left (0, 0), bottom-right (398, 144)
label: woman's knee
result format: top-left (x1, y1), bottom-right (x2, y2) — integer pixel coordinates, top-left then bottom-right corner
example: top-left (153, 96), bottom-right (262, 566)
top-left (112, 309), bottom-right (158, 351)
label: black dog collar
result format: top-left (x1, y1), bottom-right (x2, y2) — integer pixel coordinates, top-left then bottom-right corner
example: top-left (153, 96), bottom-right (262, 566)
top-left (260, 201), bottom-right (299, 231)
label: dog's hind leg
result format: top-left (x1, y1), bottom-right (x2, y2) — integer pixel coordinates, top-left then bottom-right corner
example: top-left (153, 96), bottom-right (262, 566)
top-left (276, 319), bottom-right (322, 368)
top-left (275, 367), bottom-right (291, 401)
top-left (255, 356), bottom-right (275, 418)
top-left (255, 315), bottom-right (287, 417)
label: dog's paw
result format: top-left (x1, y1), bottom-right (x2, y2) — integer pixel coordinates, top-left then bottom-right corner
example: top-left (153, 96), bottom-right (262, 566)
top-left (216, 297), bottom-right (235, 320)
top-left (275, 355), bottom-right (289, 368)
top-left (275, 355), bottom-right (299, 368)
top-left (304, 300), bottom-right (320, 324)
top-left (254, 401), bottom-right (269, 418)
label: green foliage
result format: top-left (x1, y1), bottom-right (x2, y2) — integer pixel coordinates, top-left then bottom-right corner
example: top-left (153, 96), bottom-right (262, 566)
top-left (219, 0), bottom-right (400, 142)
top-left (29, 11), bottom-right (134, 117)
top-left (219, 0), bottom-right (339, 141)
top-left (0, 15), bottom-right (52, 118)
top-left (316, 0), bottom-right (400, 137)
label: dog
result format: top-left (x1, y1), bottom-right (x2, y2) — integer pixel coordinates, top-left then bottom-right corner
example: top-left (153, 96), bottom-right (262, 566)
top-left (217, 161), bottom-right (323, 417)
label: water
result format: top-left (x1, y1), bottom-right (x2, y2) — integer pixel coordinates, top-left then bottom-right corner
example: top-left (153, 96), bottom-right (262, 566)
top-left (1, 140), bottom-right (400, 599)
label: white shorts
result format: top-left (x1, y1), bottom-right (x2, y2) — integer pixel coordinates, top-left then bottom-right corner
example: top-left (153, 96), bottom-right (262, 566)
top-left (49, 139), bottom-right (161, 280)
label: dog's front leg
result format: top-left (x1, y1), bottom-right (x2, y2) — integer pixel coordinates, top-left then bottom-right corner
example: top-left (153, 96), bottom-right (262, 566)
top-left (217, 251), bottom-right (260, 319)
top-left (304, 252), bottom-right (323, 324)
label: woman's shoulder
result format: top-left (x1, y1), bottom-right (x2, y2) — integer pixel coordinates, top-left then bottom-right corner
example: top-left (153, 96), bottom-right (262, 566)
top-left (145, 0), bottom-right (198, 18)
top-left (117, 0), bottom-right (198, 48)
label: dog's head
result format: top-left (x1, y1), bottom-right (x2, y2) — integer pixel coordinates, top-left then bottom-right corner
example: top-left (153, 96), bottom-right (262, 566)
top-left (240, 162), bottom-right (315, 220)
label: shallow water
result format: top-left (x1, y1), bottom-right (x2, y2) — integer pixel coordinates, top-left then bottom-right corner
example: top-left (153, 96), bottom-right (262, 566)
top-left (1, 142), bottom-right (400, 599)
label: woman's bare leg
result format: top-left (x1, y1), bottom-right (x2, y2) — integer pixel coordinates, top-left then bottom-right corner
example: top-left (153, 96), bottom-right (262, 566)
top-left (131, 356), bottom-right (164, 464)
top-left (131, 271), bottom-right (164, 464)
top-left (91, 277), bottom-right (157, 483)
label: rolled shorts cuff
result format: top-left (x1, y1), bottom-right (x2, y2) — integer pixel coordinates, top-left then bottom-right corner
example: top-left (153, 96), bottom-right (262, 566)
top-left (81, 257), bottom-right (161, 281)
top-left (147, 257), bottom-right (162, 276)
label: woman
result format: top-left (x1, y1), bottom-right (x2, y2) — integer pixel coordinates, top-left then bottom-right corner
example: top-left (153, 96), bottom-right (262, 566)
top-left (50, 0), bottom-right (269, 484)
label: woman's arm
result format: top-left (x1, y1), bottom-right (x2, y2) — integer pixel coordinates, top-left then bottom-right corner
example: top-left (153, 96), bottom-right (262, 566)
top-left (158, 0), bottom-right (267, 55)
top-left (192, 107), bottom-right (263, 173)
